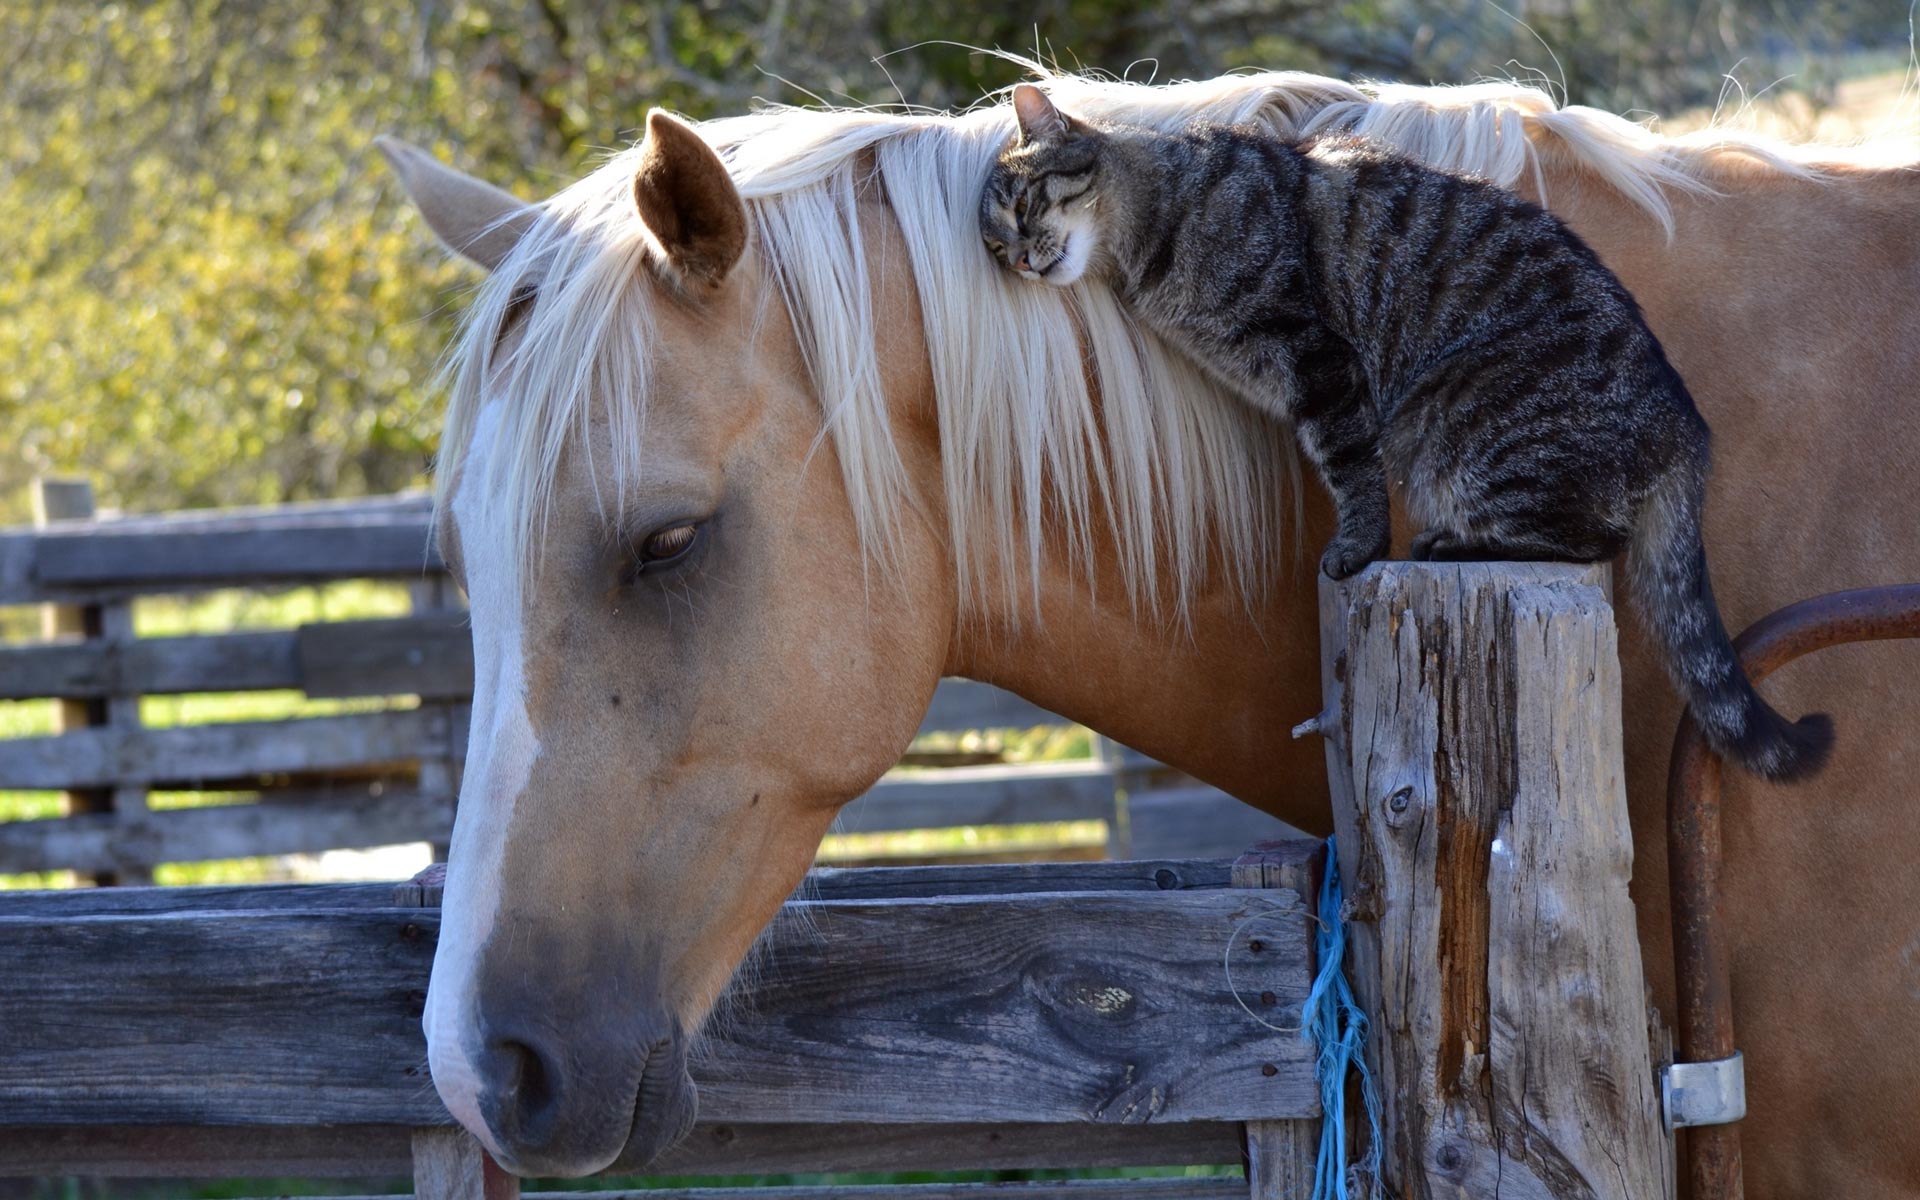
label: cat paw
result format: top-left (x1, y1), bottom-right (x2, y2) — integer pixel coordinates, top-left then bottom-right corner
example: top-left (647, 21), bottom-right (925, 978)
top-left (1410, 529), bottom-right (1457, 561)
top-left (1320, 537), bottom-right (1383, 580)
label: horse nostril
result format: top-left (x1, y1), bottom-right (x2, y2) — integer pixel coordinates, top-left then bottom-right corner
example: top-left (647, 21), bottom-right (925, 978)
top-left (487, 1035), bottom-right (561, 1135)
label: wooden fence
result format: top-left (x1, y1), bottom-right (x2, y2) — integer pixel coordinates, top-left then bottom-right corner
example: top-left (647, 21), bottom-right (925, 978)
top-left (0, 844), bottom-right (1325, 1199)
top-left (1, 557), bottom-right (1678, 1198)
top-left (0, 483), bottom-right (1292, 882)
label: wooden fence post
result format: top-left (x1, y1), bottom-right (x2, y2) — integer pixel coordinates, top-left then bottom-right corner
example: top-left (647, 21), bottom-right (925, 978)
top-left (32, 478), bottom-right (150, 886)
top-left (397, 868), bottom-right (518, 1200)
top-left (411, 1127), bottom-right (519, 1200)
top-left (409, 575), bottom-right (464, 863)
top-left (1315, 562), bottom-right (1672, 1198)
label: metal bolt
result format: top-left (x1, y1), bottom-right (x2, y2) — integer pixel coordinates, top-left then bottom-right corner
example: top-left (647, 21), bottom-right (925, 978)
top-left (1260, 990), bottom-right (1277, 1007)
top-left (1153, 868), bottom-right (1179, 890)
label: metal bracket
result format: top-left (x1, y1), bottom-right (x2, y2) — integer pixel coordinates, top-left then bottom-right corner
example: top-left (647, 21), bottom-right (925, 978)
top-left (1662, 1051), bottom-right (1746, 1128)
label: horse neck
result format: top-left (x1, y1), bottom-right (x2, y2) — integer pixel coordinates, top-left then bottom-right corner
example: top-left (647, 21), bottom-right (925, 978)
top-left (931, 420), bottom-right (1340, 835)
top-left (830, 186), bottom-right (1334, 827)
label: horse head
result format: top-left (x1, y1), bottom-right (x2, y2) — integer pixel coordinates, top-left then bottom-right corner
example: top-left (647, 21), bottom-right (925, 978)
top-left (383, 113), bottom-right (956, 1174)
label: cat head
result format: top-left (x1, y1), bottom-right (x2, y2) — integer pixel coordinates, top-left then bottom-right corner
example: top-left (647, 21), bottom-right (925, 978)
top-left (981, 85), bottom-right (1106, 287)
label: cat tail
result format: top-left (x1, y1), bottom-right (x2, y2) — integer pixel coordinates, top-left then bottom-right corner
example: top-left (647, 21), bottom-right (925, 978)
top-left (1628, 461), bottom-right (1834, 782)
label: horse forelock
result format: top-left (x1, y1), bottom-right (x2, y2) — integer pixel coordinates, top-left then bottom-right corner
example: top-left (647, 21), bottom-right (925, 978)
top-left (434, 64), bottom-right (1907, 623)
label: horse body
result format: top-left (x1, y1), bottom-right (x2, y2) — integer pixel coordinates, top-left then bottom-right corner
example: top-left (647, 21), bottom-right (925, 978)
top-left (385, 75), bottom-right (1920, 1194)
top-left (1562, 160), bottom-right (1920, 1197)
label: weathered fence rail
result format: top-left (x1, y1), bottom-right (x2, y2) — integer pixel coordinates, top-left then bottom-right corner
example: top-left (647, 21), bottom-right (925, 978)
top-left (0, 847), bottom-right (1324, 1198)
top-left (1, 484), bottom-right (1290, 879)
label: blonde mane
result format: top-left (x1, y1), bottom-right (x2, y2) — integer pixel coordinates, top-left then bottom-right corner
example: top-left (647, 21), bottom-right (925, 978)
top-left (438, 67), bottom-right (1892, 619)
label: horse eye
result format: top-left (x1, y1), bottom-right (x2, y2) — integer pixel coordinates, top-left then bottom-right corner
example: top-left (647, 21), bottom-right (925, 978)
top-left (623, 523), bottom-right (701, 582)
top-left (644, 524), bottom-right (698, 562)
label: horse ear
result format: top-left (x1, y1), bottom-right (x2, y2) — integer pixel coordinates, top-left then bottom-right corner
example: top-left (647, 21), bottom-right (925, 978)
top-left (1012, 84), bottom-right (1070, 143)
top-left (375, 136), bottom-right (534, 271)
top-left (634, 110), bottom-right (747, 286)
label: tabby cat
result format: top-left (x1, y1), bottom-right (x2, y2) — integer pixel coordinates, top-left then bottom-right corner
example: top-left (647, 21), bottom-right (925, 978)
top-left (981, 83), bottom-right (1831, 782)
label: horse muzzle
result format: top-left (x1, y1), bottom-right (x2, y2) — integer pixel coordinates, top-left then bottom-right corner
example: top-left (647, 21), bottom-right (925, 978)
top-left (438, 980), bottom-right (699, 1177)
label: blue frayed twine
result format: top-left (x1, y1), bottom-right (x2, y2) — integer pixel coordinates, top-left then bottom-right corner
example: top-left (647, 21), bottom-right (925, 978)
top-left (1301, 835), bottom-right (1383, 1200)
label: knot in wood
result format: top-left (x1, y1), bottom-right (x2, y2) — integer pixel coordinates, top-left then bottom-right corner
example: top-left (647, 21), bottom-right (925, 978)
top-left (1386, 785), bottom-right (1415, 815)
top-left (1341, 886), bottom-right (1378, 924)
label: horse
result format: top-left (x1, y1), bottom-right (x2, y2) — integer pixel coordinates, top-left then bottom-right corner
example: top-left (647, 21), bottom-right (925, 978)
top-left (379, 69), bottom-right (1920, 1194)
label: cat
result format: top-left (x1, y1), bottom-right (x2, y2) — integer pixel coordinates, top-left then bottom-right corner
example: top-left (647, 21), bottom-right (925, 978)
top-left (980, 83), bottom-right (1832, 782)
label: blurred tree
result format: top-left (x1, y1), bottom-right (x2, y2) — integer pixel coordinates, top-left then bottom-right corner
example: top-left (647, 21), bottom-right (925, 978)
top-left (0, 0), bottom-right (1906, 522)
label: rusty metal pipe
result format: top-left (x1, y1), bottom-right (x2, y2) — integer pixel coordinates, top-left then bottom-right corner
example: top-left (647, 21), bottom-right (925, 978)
top-left (1668, 583), bottom-right (1920, 1200)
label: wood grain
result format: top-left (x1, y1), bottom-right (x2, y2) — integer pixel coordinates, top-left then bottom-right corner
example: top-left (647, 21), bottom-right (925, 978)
top-left (0, 1120), bottom-right (1245, 1178)
top-left (278, 1182), bottom-right (1251, 1200)
top-left (0, 909), bottom-right (440, 1125)
top-left (836, 761), bottom-right (1121, 833)
top-left (1244, 1120), bottom-right (1317, 1200)
top-left (298, 611), bottom-right (474, 699)
top-left (0, 707), bottom-right (453, 791)
top-left (703, 890), bottom-right (1315, 1125)
top-left (1232, 842), bottom-right (1321, 1200)
top-left (0, 858), bottom-right (1243, 918)
top-left (33, 478), bottom-right (133, 884)
top-left (0, 1123), bottom-right (418, 1175)
top-left (412, 1127), bottom-right (518, 1200)
top-left (0, 784), bottom-right (455, 875)
top-left (1128, 788), bottom-right (1302, 861)
top-left (799, 858), bottom-right (1238, 901)
top-left (0, 630), bottom-right (301, 700)
top-left (27, 509), bottom-right (441, 595)
top-left (1316, 562), bottom-right (1672, 1199)
top-left (0, 891), bottom-right (1316, 1128)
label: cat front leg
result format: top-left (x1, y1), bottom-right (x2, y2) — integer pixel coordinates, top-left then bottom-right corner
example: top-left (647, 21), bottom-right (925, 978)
top-left (1294, 389), bottom-right (1391, 580)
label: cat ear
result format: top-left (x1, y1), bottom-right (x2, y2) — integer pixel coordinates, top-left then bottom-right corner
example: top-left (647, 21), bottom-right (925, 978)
top-left (1012, 84), bottom-right (1071, 143)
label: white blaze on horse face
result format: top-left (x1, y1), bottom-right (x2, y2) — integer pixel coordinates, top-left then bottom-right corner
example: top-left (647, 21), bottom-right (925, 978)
top-left (423, 398), bottom-right (541, 1150)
